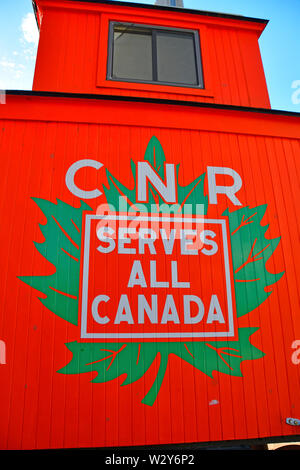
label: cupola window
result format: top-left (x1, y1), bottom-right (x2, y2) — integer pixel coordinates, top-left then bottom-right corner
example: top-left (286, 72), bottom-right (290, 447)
top-left (108, 22), bottom-right (203, 88)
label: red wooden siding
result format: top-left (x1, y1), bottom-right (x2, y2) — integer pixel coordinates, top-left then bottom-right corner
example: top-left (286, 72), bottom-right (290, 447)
top-left (32, 0), bottom-right (270, 108)
top-left (0, 94), bottom-right (299, 449)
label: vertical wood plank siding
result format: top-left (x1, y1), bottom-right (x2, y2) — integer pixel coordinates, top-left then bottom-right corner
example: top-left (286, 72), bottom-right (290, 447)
top-left (32, 2), bottom-right (270, 108)
top-left (0, 95), bottom-right (299, 449)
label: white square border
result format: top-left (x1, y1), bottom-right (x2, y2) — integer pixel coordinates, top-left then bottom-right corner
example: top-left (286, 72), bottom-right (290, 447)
top-left (80, 214), bottom-right (235, 340)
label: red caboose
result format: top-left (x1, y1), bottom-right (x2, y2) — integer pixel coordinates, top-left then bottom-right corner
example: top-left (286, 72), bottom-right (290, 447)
top-left (0, 0), bottom-right (299, 451)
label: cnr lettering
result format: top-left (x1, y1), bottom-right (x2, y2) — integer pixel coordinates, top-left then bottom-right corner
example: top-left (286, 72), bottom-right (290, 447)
top-left (66, 160), bottom-right (243, 206)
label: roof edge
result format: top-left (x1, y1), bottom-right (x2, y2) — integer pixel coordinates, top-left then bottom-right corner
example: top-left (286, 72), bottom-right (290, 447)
top-left (3, 90), bottom-right (299, 118)
top-left (32, 0), bottom-right (269, 27)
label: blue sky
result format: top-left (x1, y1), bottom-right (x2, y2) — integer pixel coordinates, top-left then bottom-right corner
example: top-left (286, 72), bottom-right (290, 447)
top-left (0, 0), bottom-right (299, 111)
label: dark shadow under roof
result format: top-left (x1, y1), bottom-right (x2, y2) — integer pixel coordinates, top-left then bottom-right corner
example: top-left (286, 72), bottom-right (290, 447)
top-left (32, 0), bottom-right (269, 27)
top-left (5, 90), bottom-right (299, 118)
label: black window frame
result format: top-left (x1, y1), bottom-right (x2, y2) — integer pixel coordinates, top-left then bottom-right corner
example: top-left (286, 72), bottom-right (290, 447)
top-left (107, 21), bottom-right (204, 89)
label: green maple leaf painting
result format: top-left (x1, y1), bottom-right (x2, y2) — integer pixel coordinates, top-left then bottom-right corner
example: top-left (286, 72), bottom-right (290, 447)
top-left (19, 198), bottom-right (91, 325)
top-left (223, 205), bottom-right (284, 317)
top-left (59, 328), bottom-right (262, 406)
top-left (103, 136), bottom-right (208, 214)
top-left (19, 136), bottom-right (284, 406)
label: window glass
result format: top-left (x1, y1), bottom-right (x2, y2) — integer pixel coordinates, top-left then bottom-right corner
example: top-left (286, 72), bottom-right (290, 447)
top-left (112, 25), bottom-right (153, 81)
top-left (109, 23), bottom-right (202, 88)
top-left (156, 31), bottom-right (198, 85)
